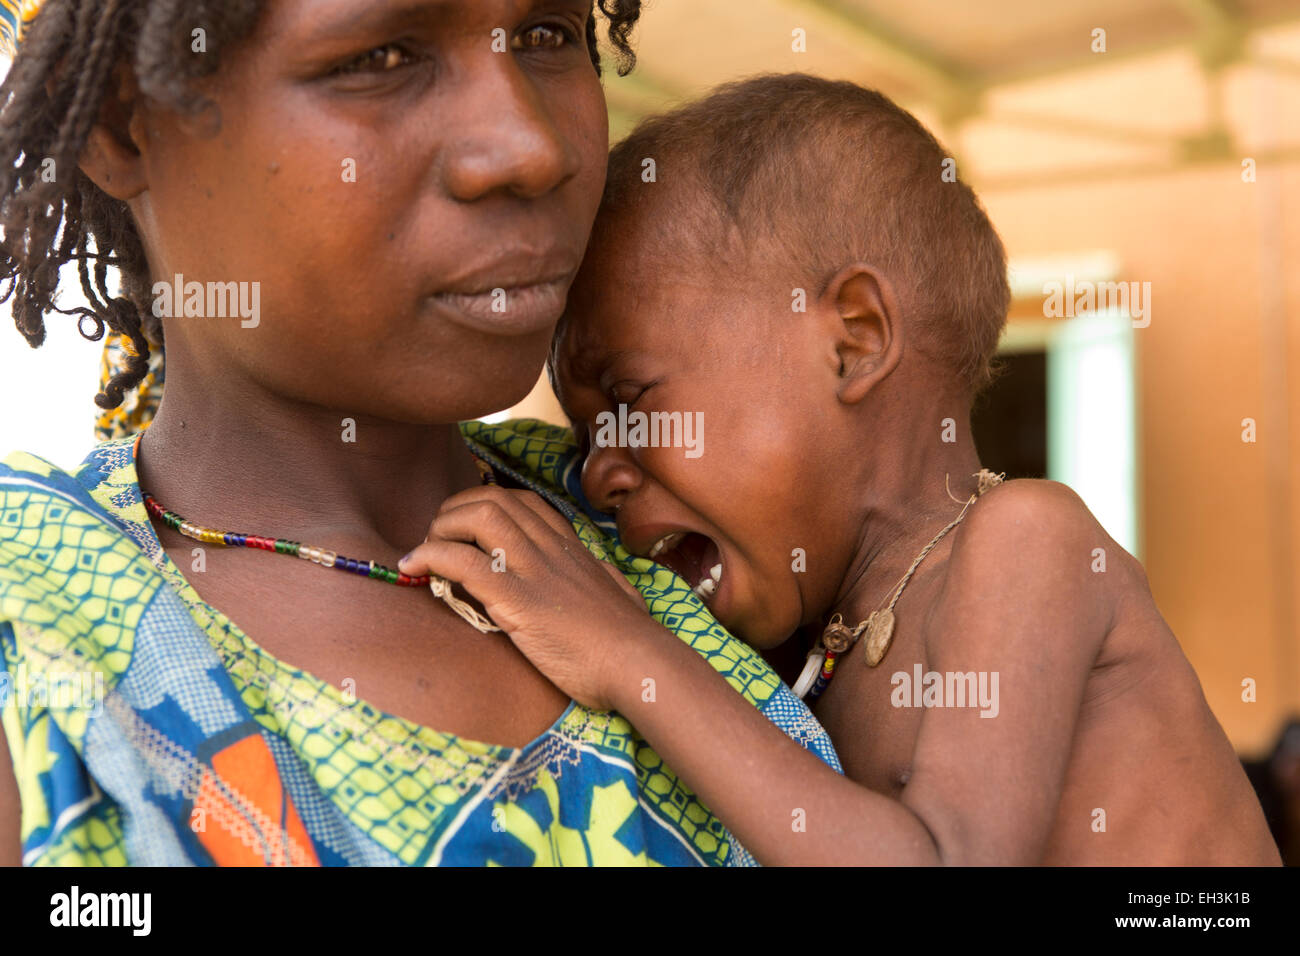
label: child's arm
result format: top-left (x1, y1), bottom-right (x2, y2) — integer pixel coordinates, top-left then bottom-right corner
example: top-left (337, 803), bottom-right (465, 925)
top-left (400, 482), bottom-right (1109, 865)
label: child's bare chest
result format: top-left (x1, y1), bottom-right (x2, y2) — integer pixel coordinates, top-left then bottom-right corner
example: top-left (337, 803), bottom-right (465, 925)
top-left (164, 547), bottom-right (571, 748)
top-left (812, 607), bottom-right (931, 794)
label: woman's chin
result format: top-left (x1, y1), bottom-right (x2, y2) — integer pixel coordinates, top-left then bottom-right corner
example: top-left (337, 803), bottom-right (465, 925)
top-left (377, 360), bottom-right (547, 424)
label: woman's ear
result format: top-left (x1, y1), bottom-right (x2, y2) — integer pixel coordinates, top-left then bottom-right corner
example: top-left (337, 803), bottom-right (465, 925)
top-left (76, 63), bottom-right (148, 200)
top-left (823, 263), bottom-right (904, 405)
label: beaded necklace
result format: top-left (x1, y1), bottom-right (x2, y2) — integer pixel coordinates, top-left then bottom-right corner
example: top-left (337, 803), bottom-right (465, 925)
top-left (141, 455), bottom-right (504, 631)
top-left (144, 493), bottom-right (432, 587)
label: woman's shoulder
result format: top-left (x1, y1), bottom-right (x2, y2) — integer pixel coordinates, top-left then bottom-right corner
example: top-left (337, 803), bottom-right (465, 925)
top-left (0, 443), bottom-right (109, 554)
top-left (0, 435), bottom-right (140, 504)
top-left (0, 435), bottom-right (157, 633)
top-left (0, 441), bottom-right (153, 866)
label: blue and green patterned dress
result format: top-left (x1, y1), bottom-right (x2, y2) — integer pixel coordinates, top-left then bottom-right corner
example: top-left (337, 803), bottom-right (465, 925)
top-left (0, 418), bottom-right (841, 865)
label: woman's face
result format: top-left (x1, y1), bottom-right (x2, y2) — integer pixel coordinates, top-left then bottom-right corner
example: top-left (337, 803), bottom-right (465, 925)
top-left (130, 0), bottom-right (609, 422)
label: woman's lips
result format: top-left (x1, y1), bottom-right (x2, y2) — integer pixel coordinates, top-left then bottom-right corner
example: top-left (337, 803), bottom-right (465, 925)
top-left (430, 275), bottom-right (573, 336)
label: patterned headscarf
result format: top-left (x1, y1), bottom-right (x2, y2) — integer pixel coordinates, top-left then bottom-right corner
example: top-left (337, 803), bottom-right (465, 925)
top-left (96, 332), bottom-right (166, 442)
top-left (0, 0), bottom-right (42, 56)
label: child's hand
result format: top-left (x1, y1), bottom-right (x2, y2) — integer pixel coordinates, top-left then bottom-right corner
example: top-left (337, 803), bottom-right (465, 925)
top-left (398, 486), bottom-right (656, 711)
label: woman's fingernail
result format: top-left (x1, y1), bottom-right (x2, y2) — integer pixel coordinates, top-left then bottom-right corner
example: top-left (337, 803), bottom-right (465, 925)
top-left (399, 552), bottom-right (413, 568)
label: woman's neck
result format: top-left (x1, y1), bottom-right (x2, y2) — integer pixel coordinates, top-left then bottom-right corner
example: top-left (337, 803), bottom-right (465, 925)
top-left (137, 366), bottom-right (485, 558)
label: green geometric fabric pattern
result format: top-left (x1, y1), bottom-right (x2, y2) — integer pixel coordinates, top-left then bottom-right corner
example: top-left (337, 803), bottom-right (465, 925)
top-left (0, 422), bottom-right (840, 866)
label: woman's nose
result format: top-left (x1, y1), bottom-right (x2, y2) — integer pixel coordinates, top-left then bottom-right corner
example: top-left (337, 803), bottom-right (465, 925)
top-left (442, 58), bottom-right (580, 201)
top-left (581, 442), bottom-right (643, 514)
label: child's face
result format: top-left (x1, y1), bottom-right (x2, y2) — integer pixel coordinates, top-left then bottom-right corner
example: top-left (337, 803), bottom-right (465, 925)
top-left (555, 222), bottom-right (862, 649)
top-left (131, 0), bottom-right (607, 423)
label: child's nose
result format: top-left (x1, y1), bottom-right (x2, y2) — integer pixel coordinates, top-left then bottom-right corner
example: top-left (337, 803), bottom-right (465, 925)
top-left (581, 443), bottom-right (643, 514)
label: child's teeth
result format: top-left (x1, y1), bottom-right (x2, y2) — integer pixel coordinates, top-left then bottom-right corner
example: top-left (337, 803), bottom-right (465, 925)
top-left (708, 563), bottom-right (722, 582)
top-left (648, 532), bottom-right (683, 559)
top-left (694, 577), bottom-right (717, 599)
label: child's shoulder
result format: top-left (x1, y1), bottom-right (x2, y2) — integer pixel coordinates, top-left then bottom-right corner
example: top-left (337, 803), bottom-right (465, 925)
top-left (930, 478), bottom-right (1144, 651)
top-left (951, 477), bottom-right (1133, 574)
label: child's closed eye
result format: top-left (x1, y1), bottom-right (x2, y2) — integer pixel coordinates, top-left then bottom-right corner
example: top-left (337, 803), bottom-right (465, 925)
top-left (609, 380), bottom-right (656, 407)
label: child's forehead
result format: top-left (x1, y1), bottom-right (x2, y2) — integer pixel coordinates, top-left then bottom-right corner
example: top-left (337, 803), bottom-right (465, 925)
top-left (559, 297), bottom-right (664, 361)
top-left (580, 241), bottom-right (747, 313)
top-left (565, 278), bottom-right (708, 365)
top-left (557, 302), bottom-right (693, 381)
top-left (591, 212), bottom-right (784, 309)
top-left (560, 342), bottom-right (641, 382)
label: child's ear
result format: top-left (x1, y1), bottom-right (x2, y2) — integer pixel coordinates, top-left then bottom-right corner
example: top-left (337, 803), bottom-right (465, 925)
top-left (76, 63), bottom-right (148, 201)
top-left (823, 264), bottom-right (903, 405)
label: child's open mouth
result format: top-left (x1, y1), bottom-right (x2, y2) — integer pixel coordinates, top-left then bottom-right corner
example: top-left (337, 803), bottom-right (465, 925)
top-left (645, 531), bottom-right (724, 603)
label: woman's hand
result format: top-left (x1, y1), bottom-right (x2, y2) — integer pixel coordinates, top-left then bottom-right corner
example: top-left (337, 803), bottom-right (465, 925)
top-left (398, 486), bottom-right (659, 711)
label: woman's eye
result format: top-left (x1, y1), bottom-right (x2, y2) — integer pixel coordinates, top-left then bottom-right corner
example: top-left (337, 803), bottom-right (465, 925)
top-left (335, 44), bottom-right (415, 75)
top-left (512, 23), bottom-right (576, 51)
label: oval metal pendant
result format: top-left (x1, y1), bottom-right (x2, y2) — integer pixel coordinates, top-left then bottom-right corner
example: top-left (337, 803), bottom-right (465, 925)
top-left (863, 608), bottom-right (895, 667)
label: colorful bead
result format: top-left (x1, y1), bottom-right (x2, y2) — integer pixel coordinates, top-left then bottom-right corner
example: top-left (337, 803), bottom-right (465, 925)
top-left (140, 490), bottom-right (466, 589)
top-left (806, 649), bottom-right (839, 701)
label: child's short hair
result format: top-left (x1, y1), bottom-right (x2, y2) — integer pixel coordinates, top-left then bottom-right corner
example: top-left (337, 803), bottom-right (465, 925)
top-left (603, 74), bottom-right (1010, 393)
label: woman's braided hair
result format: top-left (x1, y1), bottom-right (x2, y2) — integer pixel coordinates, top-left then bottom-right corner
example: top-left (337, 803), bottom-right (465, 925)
top-left (0, 0), bottom-right (642, 412)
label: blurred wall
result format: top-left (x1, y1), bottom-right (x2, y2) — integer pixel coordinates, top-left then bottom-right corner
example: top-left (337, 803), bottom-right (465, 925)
top-left (983, 165), bottom-right (1299, 758)
top-left (966, 34), bottom-right (1300, 757)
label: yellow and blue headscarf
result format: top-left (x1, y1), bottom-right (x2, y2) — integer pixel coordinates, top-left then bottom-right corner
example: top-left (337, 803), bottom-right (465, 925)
top-left (96, 330), bottom-right (166, 441)
top-left (0, 0), bottom-right (42, 56)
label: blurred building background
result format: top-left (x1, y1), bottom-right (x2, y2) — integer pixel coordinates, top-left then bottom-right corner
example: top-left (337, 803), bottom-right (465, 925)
top-left (506, 0), bottom-right (1300, 763)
